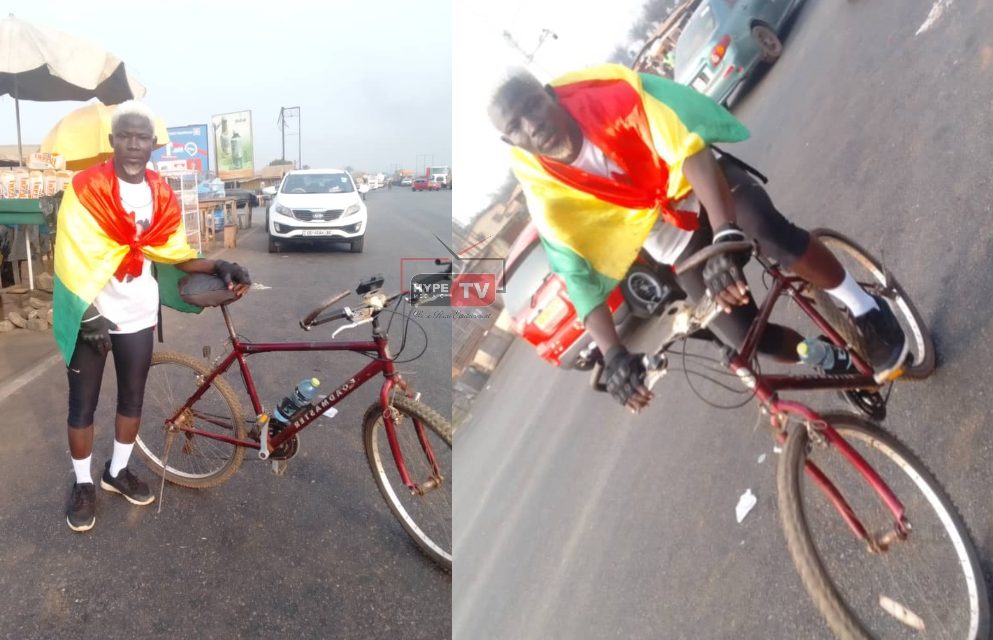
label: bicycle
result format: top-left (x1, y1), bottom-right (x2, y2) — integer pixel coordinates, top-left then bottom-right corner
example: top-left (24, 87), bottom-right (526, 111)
top-left (593, 229), bottom-right (988, 639)
top-left (134, 274), bottom-right (453, 570)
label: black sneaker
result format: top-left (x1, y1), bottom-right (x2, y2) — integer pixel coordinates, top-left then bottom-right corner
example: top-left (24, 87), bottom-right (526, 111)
top-left (852, 295), bottom-right (909, 382)
top-left (100, 461), bottom-right (155, 506)
top-left (67, 482), bottom-right (96, 532)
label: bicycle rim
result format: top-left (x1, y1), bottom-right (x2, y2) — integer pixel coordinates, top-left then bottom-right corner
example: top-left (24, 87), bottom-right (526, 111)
top-left (137, 351), bottom-right (246, 489)
top-left (778, 413), bottom-right (989, 639)
top-left (811, 228), bottom-right (935, 379)
top-left (364, 397), bottom-right (452, 570)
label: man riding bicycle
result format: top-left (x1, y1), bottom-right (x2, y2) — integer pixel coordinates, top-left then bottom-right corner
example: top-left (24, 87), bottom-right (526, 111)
top-left (488, 64), bottom-right (907, 413)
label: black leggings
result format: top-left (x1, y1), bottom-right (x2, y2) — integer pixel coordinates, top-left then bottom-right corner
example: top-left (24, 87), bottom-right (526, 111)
top-left (673, 158), bottom-right (810, 361)
top-left (67, 327), bottom-right (155, 428)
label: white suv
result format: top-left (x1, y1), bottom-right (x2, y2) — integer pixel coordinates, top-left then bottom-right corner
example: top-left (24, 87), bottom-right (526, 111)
top-left (267, 169), bottom-right (368, 253)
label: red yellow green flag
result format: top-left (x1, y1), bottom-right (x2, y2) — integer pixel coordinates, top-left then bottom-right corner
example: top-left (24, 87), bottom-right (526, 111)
top-left (510, 64), bottom-right (749, 319)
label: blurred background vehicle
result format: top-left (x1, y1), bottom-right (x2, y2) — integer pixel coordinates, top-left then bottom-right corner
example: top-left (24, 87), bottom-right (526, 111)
top-left (674, 0), bottom-right (805, 106)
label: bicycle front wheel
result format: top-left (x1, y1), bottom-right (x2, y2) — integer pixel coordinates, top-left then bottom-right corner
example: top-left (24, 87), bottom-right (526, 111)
top-left (811, 228), bottom-right (936, 379)
top-left (363, 396), bottom-right (452, 571)
top-left (777, 412), bottom-right (989, 639)
top-left (136, 351), bottom-right (247, 489)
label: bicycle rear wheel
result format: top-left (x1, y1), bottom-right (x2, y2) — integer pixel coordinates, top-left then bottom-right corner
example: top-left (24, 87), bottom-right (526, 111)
top-left (363, 396), bottom-right (452, 571)
top-left (136, 351), bottom-right (247, 489)
top-left (810, 228), bottom-right (936, 379)
top-left (777, 412), bottom-right (989, 639)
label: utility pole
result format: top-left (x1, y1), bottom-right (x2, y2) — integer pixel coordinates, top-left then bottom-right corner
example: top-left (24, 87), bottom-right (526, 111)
top-left (277, 106), bottom-right (301, 167)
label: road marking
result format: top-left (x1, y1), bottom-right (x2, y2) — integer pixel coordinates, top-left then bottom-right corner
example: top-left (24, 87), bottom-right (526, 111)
top-left (0, 353), bottom-right (61, 403)
top-left (916, 0), bottom-right (954, 36)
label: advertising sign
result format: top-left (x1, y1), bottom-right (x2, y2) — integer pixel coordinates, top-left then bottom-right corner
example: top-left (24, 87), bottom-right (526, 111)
top-left (151, 124), bottom-right (210, 176)
top-left (211, 111), bottom-right (254, 180)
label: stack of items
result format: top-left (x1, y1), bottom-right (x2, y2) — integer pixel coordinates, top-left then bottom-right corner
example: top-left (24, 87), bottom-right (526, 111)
top-left (0, 153), bottom-right (73, 199)
top-left (0, 286), bottom-right (54, 333)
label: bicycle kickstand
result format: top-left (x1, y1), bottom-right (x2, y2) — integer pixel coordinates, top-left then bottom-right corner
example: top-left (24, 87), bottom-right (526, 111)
top-left (157, 430), bottom-right (178, 514)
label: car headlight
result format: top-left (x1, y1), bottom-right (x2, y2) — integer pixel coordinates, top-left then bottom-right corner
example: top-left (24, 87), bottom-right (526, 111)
top-left (275, 203), bottom-right (292, 216)
top-left (345, 203), bottom-right (361, 216)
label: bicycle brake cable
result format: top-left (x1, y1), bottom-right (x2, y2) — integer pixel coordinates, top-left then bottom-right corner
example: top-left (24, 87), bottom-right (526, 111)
top-left (681, 337), bottom-right (759, 410)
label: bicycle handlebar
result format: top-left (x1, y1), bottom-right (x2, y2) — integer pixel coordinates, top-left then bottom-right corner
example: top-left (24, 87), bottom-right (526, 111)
top-left (673, 240), bottom-right (754, 276)
top-left (300, 267), bottom-right (449, 332)
top-left (301, 289), bottom-right (351, 328)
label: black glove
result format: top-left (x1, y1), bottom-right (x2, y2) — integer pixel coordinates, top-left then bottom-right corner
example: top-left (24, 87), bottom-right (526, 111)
top-left (214, 260), bottom-right (251, 287)
top-left (702, 223), bottom-right (749, 305)
top-left (79, 304), bottom-right (118, 356)
top-left (603, 345), bottom-right (648, 408)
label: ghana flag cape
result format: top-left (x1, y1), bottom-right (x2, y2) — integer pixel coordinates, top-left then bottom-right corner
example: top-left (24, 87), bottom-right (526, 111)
top-left (510, 64), bottom-right (750, 320)
top-left (52, 161), bottom-right (198, 363)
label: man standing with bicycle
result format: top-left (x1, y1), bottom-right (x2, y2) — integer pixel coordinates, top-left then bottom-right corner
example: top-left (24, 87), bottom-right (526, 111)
top-left (488, 65), bottom-right (908, 413)
top-left (53, 101), bottom-right (252, 532)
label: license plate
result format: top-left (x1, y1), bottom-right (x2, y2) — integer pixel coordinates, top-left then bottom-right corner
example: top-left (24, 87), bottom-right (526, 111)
top-left (533, 297), bottom-right (568, 333)
top-left (691, 72), bottom-right (710, 92)
top-left (301, 230), bottom-right (336, 237)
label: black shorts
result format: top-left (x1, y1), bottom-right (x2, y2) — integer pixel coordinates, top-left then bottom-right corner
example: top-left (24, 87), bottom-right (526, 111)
top-left (673, 157), bottom-right (809, 359)
top-left (66, 327), bottom-right (155, 428)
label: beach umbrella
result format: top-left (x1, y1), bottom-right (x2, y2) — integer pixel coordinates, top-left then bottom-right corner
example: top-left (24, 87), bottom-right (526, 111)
top-left (41, 101), bottom-right (169, 170)
top-left (0, 14), bottom-right (146, 166)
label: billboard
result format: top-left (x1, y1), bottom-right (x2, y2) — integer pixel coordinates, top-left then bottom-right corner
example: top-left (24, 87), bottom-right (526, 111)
top-left (151, 124), bottom-right (210, 175)
top-left (211, 110), bottom-right (254, 180)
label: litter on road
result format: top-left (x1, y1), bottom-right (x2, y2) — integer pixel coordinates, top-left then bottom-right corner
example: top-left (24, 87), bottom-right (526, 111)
top-left (735, 488), bottom-right (757, 523)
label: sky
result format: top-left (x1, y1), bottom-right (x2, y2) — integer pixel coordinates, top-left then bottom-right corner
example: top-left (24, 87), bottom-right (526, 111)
top-left (2, 0), bottom-right (452, 176)
top-left (453, 0), bottom-right (647, 224)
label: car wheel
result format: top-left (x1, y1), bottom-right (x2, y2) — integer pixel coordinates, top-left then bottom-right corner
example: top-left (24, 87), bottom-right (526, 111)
top-left (621, 265), bottom-right (666, 319)
top-left (752, 23), bottom-right (783, 62)
top-left (268, 235), bottom-right (279, 254)
top-left (349, 236), bottom-right (365, 253)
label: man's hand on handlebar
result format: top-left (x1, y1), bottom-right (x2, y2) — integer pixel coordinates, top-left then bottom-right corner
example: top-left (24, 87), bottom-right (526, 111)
top-left (703, 223), bottom-right (750, 313)
top-left (603, 346), bottom-right (654, 414)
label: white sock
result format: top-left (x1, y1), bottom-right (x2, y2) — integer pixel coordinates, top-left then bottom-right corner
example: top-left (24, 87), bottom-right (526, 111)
top-left (109, 440), bottom-right (134, 478)
top-left (825, 271), bottom-right (878, 317)
top-left (72, 455), bottom-right (92, 485)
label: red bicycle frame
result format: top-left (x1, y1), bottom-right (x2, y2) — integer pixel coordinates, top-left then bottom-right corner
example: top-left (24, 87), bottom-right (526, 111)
top-left (163, 304), bottom-right (439, 490)
top-left (714, 255), bottom-right (909, 546)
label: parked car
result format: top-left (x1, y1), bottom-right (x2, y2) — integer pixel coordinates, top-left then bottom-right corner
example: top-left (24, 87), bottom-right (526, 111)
top-left (412, 178), bottom-right (436, 192)
top-left (673, 0), bottom-right (804, 106)
top-left (502, 223), bottom-right (684, 370)
top-left (400, 177), bottom-right (413, 186)
top-left (267, 169), bottom-right (367, 253)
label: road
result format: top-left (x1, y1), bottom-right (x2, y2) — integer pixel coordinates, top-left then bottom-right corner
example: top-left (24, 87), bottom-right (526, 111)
top-left (454, 1), bottom-right (993, 638)
top-left (0, 188), bottom-right (453, 639)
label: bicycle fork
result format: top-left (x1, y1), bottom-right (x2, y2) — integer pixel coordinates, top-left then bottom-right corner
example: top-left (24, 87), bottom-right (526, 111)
top-left (769, 407), bottom-right (911, 555)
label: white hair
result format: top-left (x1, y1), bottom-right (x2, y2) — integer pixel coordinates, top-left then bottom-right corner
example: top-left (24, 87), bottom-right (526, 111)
top-left (111, 100), bottom-right (156, 132)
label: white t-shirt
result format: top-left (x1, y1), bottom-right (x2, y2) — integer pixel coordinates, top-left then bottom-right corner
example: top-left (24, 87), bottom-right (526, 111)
top-left (93, 179), bottom-right (159, 334)
top-left (570, 137), bottom-right (699, 265)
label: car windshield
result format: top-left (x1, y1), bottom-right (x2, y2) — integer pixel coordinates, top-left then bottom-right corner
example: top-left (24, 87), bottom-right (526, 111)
top-left (281, 173), bottom-right (354, 194)
top-left (674, 1), bottom-right (717, 70)
top-left (502, 243), bottom-right (552, 314)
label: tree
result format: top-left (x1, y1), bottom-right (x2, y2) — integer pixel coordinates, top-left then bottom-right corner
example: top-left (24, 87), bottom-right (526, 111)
top-left (268, 158), bottom-right (292, 166)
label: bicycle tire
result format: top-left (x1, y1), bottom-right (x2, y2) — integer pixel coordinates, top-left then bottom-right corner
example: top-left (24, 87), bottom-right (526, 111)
top-left (135, 351), bottom-right (247, 489)
top-left (363, 396), bottom-right (452, 571)
top-left (777, 412), bottom-right (989, 639)
top-left (810, 228), bottom-right (936, 379)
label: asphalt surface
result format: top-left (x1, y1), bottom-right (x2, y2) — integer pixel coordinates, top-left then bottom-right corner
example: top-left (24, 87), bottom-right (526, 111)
top-left (454, 1), bottom-right (993, 638)
top-left (0, 188), bottom-right (453, 639)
